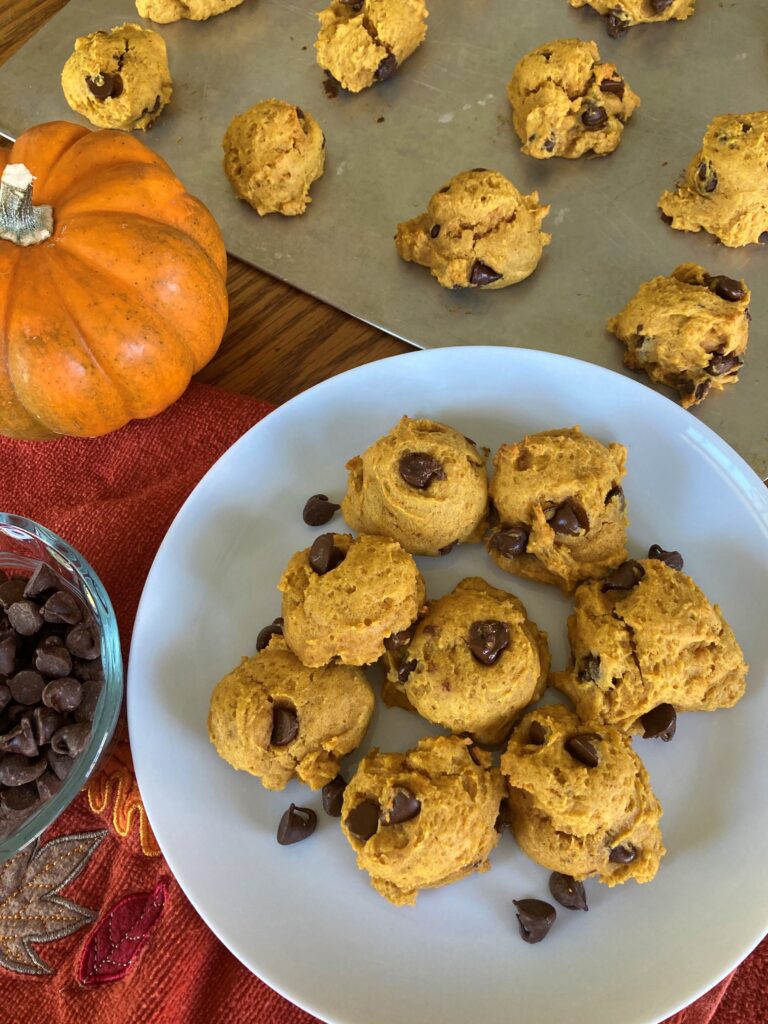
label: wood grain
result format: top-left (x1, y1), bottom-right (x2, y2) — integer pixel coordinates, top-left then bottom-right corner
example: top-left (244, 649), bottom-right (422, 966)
top-left (0, 0), bottom-right (412, 406)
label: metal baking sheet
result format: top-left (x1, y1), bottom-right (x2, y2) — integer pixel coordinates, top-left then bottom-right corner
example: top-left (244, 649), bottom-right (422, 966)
top-left (1, 0), bottom-right (767, 474)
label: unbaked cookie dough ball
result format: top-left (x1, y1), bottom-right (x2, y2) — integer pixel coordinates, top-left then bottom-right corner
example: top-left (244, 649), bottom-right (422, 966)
top-left (278, 533), bottom-right (426, 667)
top-left (552, 554), bottom-right (748, 732)
top-left (136, 0), bottom-right (245, 22)
top-left (501, 705), bottom-right (665, 885)
top-left (341, 416), bottom-right (488, 557)
top-left (341, 735), bottom-right (506, 905)
top-left (507, 39), bottom-right (639, 160)
top-left (396, 170), bottom-right (550, 290)
top-left (208, 636), bottom-right (374, 790)
top-left (568, 0), bottom-right (695, 37)
top-left (658, 112), bottom-right (768, 248)
top-left (223, 99), bottom-right (325, 216)
top-left (315, 0), bottom-right (428, 94)
top-left (487, 427), bottom-right (628, 594)
top-left (61, 23), bottom-right (172, 131)
top-left (384, 577), bottom-right (549, 746)
top-left (608, 263), bottom-right (750, 408)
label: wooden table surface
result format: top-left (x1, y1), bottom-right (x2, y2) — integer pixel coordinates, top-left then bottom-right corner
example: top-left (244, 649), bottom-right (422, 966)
top-left (0, 0), bottom-right (412, 408)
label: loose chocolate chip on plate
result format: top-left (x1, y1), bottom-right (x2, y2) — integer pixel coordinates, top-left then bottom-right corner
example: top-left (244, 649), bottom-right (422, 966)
top-left (549, 499), bottom-right (588, 536)
top-left (549, 872), bottom-right (588, 911)
top-left (308, 534), bottom-right (344, 575)
top-left (322, 775), bottom-right (347, 817)
top-left (9, 670), bottom-right (45, 706)
top-left (609, 843), bottom-right (637, 864)
top-left (578, 654), bottom-right (601, 682)
top-left (382, 789), bottom-right (421, 825)
top-left (469, 260), bottom-right (503, 287)
top-left (600, 77), bottom-right (625, 99)
top-left (513, 899), bottom-right (556, 944)
top-left (601, 560), bottom-right (645, 592)
top-left (397, 658), bottom-right (417, 683)
top-left (345, 798), bottom-right (381, 841)
top-left (277, 803), bottom-right (317, 845)
top-left (85, 71), bottom-right (123, 100)
top-left (0, 753), bottom-right (47, 787)
top-left (707, 351), bottom-right (742, 377)
top-left (399, 452), bottom-right (446, 489)
top-left (582, 104), bottom-right (608, 130)
top-left (708, 275), bottom-right (746, 303)
top-left (42, 677), bottom-right (82, 713)
top-left (43, 591), bottom-right (82, 626)
top-left (271, 704), bottom-right (298, 746)
top-left (302, 494), bottom-right (340, 526)
top-left (374, 54), bottom-right (398, 81)
top-left (565, 734), bottom-right (600, 768)
top-left (256, 618), bottom-right (283, 652)
top-left (430, 224), bottom-right (441, 238)
top-left (35, 643), bottom-right (72, 678)
top-left (383, 629), bottom-right (411, 651)
top-left (648, 544), bottom-right (683, 570)
top-left (491, 525), bottom-right (529, 558)
top-left (24, 564), bottom-right (62, 599)
top-left (468, 619), bottom-right (510, 666)
top-left (50, 722), bottom-right (91, 758)
top-left (7, 600), bottom-right (43, 637)
top-left (527, 721), bottom-right (547, 746)
top-left (641, 703), bottom-right (677, 741)
top-left (0, 579), bottom-right (27, 609)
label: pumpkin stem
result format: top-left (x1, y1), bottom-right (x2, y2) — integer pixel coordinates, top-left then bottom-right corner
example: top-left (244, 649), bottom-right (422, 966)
top-left (0, 163), bottom-right (53, 246)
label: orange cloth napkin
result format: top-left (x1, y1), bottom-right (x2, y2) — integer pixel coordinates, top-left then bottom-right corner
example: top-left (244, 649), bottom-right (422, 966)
top-left (0, 381), bottom-right (763, 1023)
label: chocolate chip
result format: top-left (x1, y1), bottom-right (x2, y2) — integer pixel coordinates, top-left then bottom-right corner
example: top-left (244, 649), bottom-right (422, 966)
top-left (35, 643), bottom-right (72, 677)
top-left (295, 106), bottom-right (305, 120)
top-left (648, 544), bottom-right (683, 570)
top-left (65, 621), bottom-right (100, 659)
top-left (0, 635), bottom-right (18, 676)
top-left (0, 684), bottom-right (10, 713)
top-left (660, 212), bottom-right (673, 225)
top-left (71, 657), bottom-right (104, 683)
top-left (708, 275), bottom-right (746, 303)
top-left (302, 494), bottom-right (340, 526)
top-left (9, 671), bottom-right (45, 706)
top-left (548, 499), bottom-right (588, 536)
top-left (0, 718), bottom-right (37, 757)
top-left (513, 899), bottom-right (556, 943)
top-left (469, 261), bottom-right (503, 287)
top-left (7, 600), bottom-right (43, 636)
top-left (0, 754), bottom-right (47, 787)
top-left (650, 0), bottom-right (674, 10)
top-left (495, 796), bottom-right (513, 832)
top-left (308, 534), bottom-right (344, 575)
top-left (322, 774), bottom-right (347, 817)
top-left (707, 351), bottom-right (742, 376)
top-left (466, 743), bottom-right (482, 766)
top-left (439, 186), bottom-right (450, 194)
top-left (276, 804), bottom-right (317, 845)
top-left (32, 706), bottom-right (63, 746)
top-left (605, 484), bottom-right (625, 509)
top-left (609, 843), bottom-right (637, 864)
top-left (565, 734), bottom-right (600, 768)
top-left (491, 525), bottom-right (529, 558)
top-left (438, 541), bottom-right (457, 556)
top-left (468, 620), bottom-right (510, 666)
top-left (382, 789), bottom-right (421, 825)
top-left (50, 722), bottom-right (91, 758)
top-left (36, 770), bottom-right (64, 802)
top-left (430, 224), bottom-right (441, 238)
top-left (23, 564), bottom-right (62, 599)
top-left (600, 77), bottom-right (625, 99)
top-left (542, 135), bottom-right (556, 153)
top-left (606, 10), bottom-right (629, 37)
top-left (3, 783), bottom-right (39, 813)
top-left (43, 591), bottom-right (82, 626)
top-left (383, 629), bottom-right (411, 651)
top-left (549, 872), bottom-right (588, 911)
top-left (74, 679), bottom-right (102, 723)
top-left (47, 748), bottom-right (73, 781)
top-left (0, 579), bottom-right (27, 609)
top-left (256, 618), bottom-right (283, 652)
top-left (399, 452), bottom-right (446, 489)
top-left (42, 677), bottom-right (82, 713)
top-left (397, 658), bottom-right (417, 683)
top-left (582, 104), bottom-right (608, 130)
top-left (85, 71), bottom-right (123, 100)
top-left (271, 704), bottom-right (298, 746)
top-left (696, 161), bottom-right (718, 194)
top-left (601, 560), bottom-right (645, 592)
top-left (578, 654), bottom-right (601, 682)
top-left (375, 54), bottom-right (397, 81)
top-left (527, 721), bottom-right (547, 746)
top-left (693, 380), bottom-right (711, 402)
top-left (641, 703), bottom-right (677, 741)
top-left (345, 798), bottom-right (381, 841)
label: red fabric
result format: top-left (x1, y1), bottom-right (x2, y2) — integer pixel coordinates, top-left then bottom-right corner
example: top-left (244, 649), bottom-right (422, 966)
top-left (0, 380), bottom-right (763, 1023)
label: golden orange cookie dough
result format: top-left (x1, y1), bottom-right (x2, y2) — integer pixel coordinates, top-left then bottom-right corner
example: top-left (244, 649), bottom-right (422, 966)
top-left (315, 0), bottom-right (428, 93)
top-left (608, 263), bottom-right (750, 408)
top-left (568, 0), bottom-right (695, 36)
top-left (396, 169), bottom-right (550, 290)
top-left (384, 577), bottom-right (549, 746)
top-left (341, 735), bottom-right (506, 905)
top-left (507, 39), bottom-right (640, 160)
top-left (341, 416), bottom-right (488, 557)
top-left (552, 555), bottom-right (748, 732)
top-left (501, 705), bottom-right (665, 885)
top-left (487, 427), bottom-right (628, 593)
top-left (208, 636), bottom-right (374, 790)
top-left (658, 113), bottom-right (768, 247)
top-left (278, 532), bottom-right (426, 667)
top-left (223, 99), bottom-right (325, 217)
top-left (136, 0), bottom-right (245, 22)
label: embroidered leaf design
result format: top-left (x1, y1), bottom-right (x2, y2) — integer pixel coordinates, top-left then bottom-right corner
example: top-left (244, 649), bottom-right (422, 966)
top-left (0, 829), bottom-right (107, 975)
top-left (77, 877), bottom-right (168, 986)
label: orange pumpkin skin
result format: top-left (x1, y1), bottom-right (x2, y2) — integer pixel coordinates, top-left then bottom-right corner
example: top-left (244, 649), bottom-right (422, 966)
top-left (0, 121), bottom-right (229, 438)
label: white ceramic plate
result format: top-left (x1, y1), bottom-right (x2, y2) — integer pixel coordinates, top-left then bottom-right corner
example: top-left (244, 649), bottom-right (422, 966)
top-left (128, 348), bottom-right (768, 1024)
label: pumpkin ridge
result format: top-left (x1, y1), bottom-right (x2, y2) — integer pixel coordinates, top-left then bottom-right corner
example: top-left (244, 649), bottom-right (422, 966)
top-left (51, 162), bottom-right (187, 216)
top-left (9, 123), bottom-right (89, 201)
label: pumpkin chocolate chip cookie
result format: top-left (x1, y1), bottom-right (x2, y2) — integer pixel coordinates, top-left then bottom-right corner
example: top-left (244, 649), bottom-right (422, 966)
top-left (315, 0), bottom-right (428, 93)
top-left (136, 0), bottom-right (245, 22)
top-left (658, 112), bottom-right (768, 247)
top-left (383, 577), bottom-right (549, 746)
top-left (487, 427), bottom-right (628, 593)
top-left (61, 23), bottom-right (172, 131)
top-left (396, 169), bottom-right (550, 290)
top-left (341, 416), bottom-right (488, 556)
top-left (278, 532), bottom-right (426, 667)
top-left (208, 635), bottom-right (374, 790)
top-left (501, 704), bottom-right (665, 885)
top-left (568, 0), bottom-right (695, 37)
top-left (608, 263), bottom-right (750, 408)
top-left (507, 39), bottom-right (640, 160)
top-left (552, 552), bottom-right (748, 733)
top-left (223, 99), bottom-right (325, 216)
top-left (341, 734), bottom-right (506, 905)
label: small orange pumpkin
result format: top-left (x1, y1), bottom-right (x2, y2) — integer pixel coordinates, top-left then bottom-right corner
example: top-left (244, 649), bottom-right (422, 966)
top-left (0, 121), bottom-right (228, 438)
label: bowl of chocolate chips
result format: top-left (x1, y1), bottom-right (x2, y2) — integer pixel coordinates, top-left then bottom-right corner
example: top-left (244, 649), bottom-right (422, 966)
top-left (0, 514), bottom-right (122, 860)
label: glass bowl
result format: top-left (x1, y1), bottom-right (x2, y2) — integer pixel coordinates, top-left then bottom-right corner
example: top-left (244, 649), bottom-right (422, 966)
top-left (0, 514), bottom-right (122, 861)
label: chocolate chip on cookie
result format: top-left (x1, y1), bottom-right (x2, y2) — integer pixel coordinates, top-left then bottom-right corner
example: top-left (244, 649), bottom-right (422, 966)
top-left (398, 452), bottom-right (446, 489)
top-left (468, 620), bottom-right (510, 665)
top-left (345, 799), bottom-right (381, 841)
